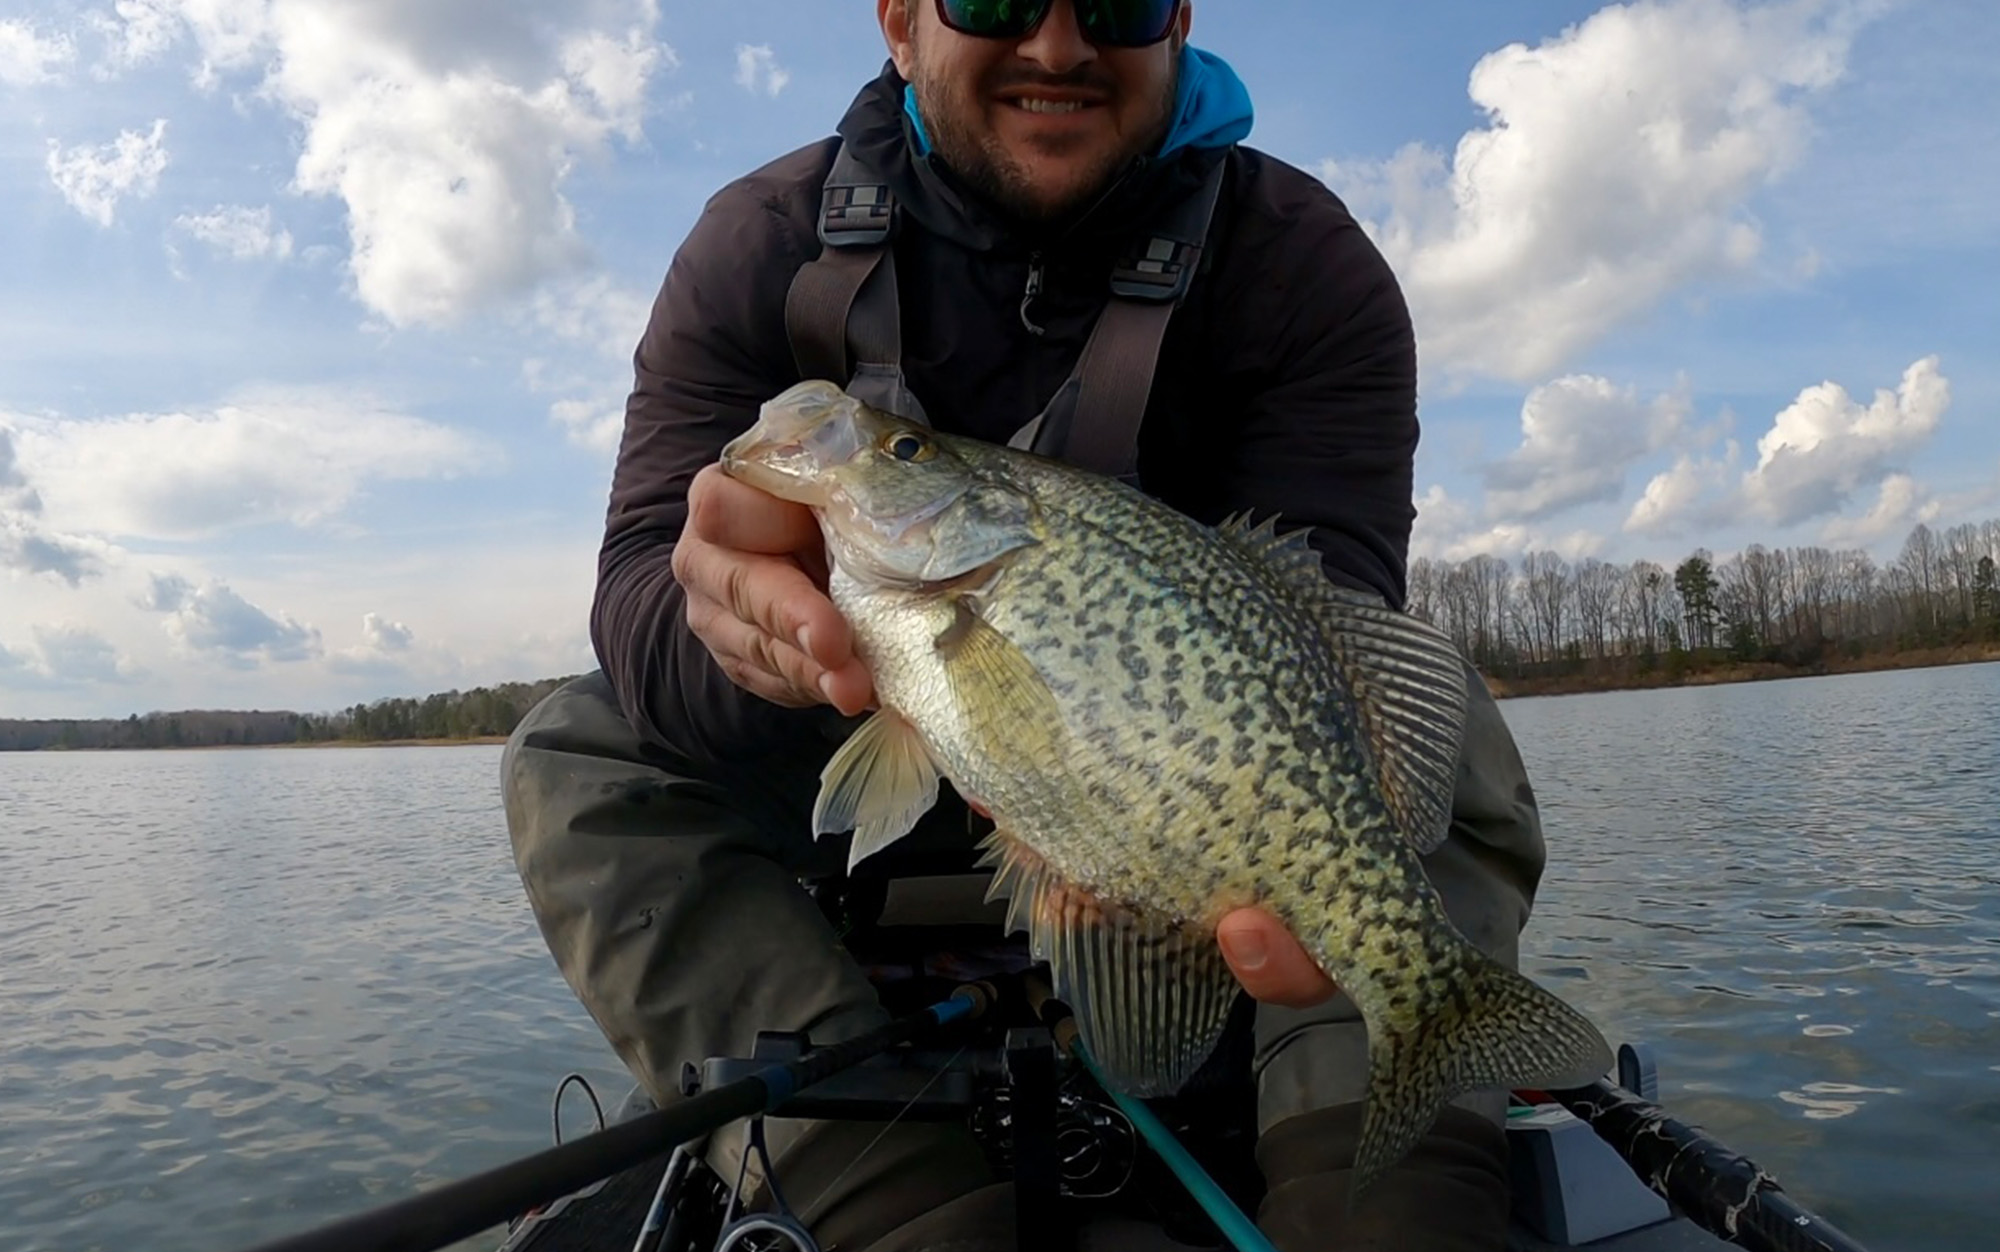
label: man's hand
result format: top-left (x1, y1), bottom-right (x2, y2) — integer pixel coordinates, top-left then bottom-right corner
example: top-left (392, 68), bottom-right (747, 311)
top-left (674, 463), bottom-right (876, 715)
top-left (1217, 909), bottom-right (1340, 1009)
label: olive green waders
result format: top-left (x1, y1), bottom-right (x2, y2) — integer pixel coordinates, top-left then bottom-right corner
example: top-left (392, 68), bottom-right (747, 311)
top-left (501, 664), bottom-right (1548, 1251)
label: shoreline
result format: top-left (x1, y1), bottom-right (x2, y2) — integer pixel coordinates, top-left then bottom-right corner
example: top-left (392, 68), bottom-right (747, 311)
top-left (1481, 644), bottom-right (2000, 700)
top-left (11, 650), bottom-right (2000, 751)
top-left (173, 735), bottom-right (513, 750)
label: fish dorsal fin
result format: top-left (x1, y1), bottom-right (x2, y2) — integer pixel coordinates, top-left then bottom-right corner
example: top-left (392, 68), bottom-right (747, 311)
top-left (1311, 586), bottom-right (1470, 854)
top-left (1217, 512), bottom-right (1469, 855)
top-left (812, 707), bottom-right (943, 872)
top-left (978, 831), bottom-right (1241, 1097)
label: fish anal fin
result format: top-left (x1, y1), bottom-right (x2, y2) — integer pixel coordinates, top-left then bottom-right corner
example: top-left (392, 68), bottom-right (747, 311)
top-left (980, 831), bottom-right (1240, 1098)
top-left (812, 707), bottom-right (942, 872)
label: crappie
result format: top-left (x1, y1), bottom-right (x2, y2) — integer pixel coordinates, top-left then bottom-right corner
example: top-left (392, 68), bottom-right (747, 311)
top-left (720, 380), bottom-right (1612, 1198)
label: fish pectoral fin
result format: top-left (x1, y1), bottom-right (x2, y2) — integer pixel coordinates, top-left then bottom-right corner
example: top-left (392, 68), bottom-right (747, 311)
top-left (813, 707), bottom-right (943, 872)
top-left (980, 831), bottom-right (1241, 1099)
top-left (1352, 946), bottom-right (1615, 1205)
top-left (1215, 516), bottom-right (1469, 855)
top-left (935, 598), bottom-right (1066, 732)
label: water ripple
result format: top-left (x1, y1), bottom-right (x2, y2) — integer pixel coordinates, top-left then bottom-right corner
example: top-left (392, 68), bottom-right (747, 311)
top-left (1505, 663), bottom-right (2000, 1251)
top-left (1, 745), bottom-right (628, 1252)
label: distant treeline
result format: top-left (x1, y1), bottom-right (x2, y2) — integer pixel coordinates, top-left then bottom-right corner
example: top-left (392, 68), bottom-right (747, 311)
top-left (9, 516), bottom-right (2000, 751)
top-left (1410, 517), bottom-right (2000, 691)
top-left (0, 677), bottom-right (581, 752)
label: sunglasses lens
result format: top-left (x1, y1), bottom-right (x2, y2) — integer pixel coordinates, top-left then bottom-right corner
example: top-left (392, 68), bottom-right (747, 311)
top-left (936, 0), bottom-right (1179, 46)
top-left (937, 0), bottom-right (1049, 38)
top-left (1076, 0), bottom-right (1179, 46)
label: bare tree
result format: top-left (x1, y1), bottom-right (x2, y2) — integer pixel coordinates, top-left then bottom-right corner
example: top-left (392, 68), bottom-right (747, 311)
top-left (1896, 524), bottom-right (1943, 640)
top-left (1520, 551), bottom-right (1572, 664)
top-left (1573, 558), bottom-right (1620, 659)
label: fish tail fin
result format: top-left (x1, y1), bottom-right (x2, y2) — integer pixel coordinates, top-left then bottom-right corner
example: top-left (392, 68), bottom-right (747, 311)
top-left (1355, 949), bottom-right (1613, 1205)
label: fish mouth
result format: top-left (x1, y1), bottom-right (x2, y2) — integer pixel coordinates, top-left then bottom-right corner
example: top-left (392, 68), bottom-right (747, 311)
top-left (719, 434), bottom-right (834, 506)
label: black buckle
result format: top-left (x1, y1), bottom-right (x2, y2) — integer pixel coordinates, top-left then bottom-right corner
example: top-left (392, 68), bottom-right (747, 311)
top-left (1110, 233), bottom-right (1200, 302)
top-left (819, 182), bottom-right (894, 248)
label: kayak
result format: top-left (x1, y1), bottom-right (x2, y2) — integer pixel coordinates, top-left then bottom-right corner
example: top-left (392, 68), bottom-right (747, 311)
top-left (221, 979), bottom-right (1865, 1252)
top-left (493, 1038), bottom-right (1760, 1252)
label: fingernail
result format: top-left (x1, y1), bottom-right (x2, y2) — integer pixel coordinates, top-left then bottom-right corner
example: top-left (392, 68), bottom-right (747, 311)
top-left (797, 625), bottom-right (814, 657)
top-left (818, 672), bottom-right (839, 705)
top-left (1220, 929), bottom-right (1267, 971)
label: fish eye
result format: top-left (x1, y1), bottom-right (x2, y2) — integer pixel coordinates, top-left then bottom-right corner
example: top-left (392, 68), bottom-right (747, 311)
top-left (884, 432), bottom-right (933, 463)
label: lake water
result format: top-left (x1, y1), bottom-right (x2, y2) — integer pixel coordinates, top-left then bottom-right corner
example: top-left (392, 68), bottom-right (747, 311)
top-left (4, 664), bottom-right (1997, 1252)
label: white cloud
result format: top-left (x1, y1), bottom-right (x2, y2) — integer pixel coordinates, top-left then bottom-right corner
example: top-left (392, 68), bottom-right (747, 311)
top-left (141, 572), bottom-right (322, 668)
top-left (1624, 448), bottom-right (1738, 535)
top-left (129, 0), bottom-right (675, 327)
top-left (173, 204), bottom-right (294, 260)
top-left (1620, 356), bottom-right (1950, 538)
top-left (1410, 483), bottom-right (1604, 563)
top-left (734, 44), bottom-right (789, 97)
top-left (1, 425), bottom-right (116, 585)
top-left (1742, 355), bottom-right (1949, 525)
top-left (35, 625), bottom-right (147, 685)
top-left (1, 517), bottom-right (114, 586)
top-left (0, 18), bottom-right (76, 85)
top-left (523, 273), bottom-right (652, 452)
top-left (1320, 0), bottom-right (1874, 382)
top-left (1819, 473), bottom-right (1941, 548)
top-left (90, 0), bottom-right (183, 73)
top-left (45, 119), bottom-right (170, 227)
top-left (6, 390), bottom-right (497, 542)
top-left (362, 612), bottom-right (413, 651)
top-left (0, 625), bottom-right (145, 689)
top-left (326, 611), bottom-right (418, 678)
top-left (1483, 375), bottom-right (1689, 522)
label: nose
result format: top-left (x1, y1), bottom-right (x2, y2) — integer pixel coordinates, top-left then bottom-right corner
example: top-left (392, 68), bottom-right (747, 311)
top-left (1016, 0), bottom-right (1097, 73)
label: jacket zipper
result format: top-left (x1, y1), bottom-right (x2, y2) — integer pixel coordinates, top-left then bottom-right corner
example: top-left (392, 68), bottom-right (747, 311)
top-left (1019, 252), bottom-right (1046, 336)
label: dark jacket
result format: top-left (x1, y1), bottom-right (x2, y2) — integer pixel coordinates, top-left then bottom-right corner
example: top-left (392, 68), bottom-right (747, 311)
top-left (594, 63), bottom-right (1419, 764)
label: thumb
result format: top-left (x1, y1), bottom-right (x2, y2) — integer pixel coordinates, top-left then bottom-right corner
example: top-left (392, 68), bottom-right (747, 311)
top-left (1217, 908), bottom-right (1340, 1009)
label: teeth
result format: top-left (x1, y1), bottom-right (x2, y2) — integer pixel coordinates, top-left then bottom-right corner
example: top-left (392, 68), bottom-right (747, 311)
top-left (1017, 99), bottom-right (1085, 114)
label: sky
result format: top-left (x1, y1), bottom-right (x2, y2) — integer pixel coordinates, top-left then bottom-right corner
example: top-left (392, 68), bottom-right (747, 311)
top-left (1, 0), bottom-right (1995, 719)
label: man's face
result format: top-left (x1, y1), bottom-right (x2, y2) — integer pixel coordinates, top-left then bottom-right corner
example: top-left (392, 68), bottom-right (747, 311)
top-left (880, 0), bottom-right (1190, 224)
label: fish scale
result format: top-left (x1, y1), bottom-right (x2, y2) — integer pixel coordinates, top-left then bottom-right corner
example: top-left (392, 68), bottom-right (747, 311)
top-left (721, 380), bottom-right (1614, 1205)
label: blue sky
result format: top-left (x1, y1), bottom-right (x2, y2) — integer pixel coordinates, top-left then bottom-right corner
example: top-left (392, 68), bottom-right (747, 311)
top-left (2, 0), bottom-right (1995, 719)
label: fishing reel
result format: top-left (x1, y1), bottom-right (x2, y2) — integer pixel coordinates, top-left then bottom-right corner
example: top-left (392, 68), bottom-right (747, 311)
top-left (969, 1075), bottom-right (1139, 1199)
top-left (712, 1212), bottom-right (817, 1252)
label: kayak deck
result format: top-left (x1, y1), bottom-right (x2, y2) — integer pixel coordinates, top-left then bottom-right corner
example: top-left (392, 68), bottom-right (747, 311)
top-left (498, 1084), bottom-right (1734, 1252)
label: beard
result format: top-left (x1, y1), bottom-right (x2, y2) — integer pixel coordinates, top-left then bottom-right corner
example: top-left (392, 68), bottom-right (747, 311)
top-left (908, 41), bottom-right (1180, 226)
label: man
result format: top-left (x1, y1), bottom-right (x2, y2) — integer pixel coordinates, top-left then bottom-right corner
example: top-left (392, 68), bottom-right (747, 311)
top-left (502, 2), bottom-right (1553, 1248)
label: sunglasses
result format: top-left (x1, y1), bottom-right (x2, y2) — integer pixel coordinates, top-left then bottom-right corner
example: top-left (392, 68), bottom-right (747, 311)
top-left (934, 0), bottom-right (1184, 49)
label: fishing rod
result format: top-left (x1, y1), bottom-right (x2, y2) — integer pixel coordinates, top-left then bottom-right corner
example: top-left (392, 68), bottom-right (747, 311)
top-left (1017, 972), bottom-right (1870, 1252)
top-left (224, 983), bottom-right (997, 1252)
top-left (1536, 1074), bottom-right (1872, 1252)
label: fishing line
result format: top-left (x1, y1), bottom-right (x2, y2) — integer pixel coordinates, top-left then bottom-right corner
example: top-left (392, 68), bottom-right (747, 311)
top-left (792, 1042), bottom-right (969, 1226)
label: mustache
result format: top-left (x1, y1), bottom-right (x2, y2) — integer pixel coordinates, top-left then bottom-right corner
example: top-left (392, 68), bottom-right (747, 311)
top-left (987, 66), bottom-right (1119, 95)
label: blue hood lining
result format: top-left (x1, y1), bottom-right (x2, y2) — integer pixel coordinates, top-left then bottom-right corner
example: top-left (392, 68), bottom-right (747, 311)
top-left (902, 43), bottom-right (1252, 159)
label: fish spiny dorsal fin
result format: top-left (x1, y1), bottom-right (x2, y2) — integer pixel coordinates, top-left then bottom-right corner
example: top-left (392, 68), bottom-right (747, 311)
top-left (1215, 510), bottom-right (1326, 592)
top-left (1217, 512), bottom-right (1469, 856)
